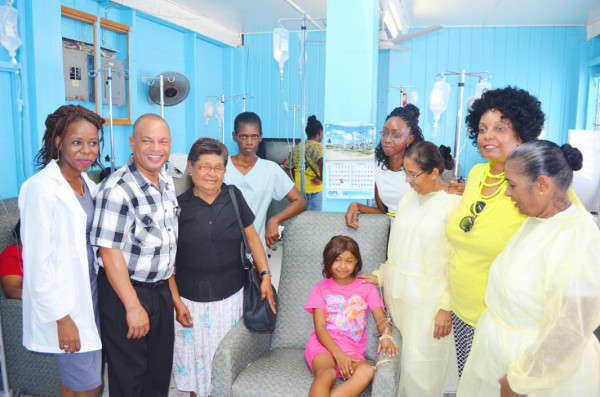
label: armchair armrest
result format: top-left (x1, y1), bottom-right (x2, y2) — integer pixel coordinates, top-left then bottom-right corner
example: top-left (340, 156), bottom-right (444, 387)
top-left (371, 326), bottom-right (402, 397)
top-left (211, 320), bottom-right (272, 397)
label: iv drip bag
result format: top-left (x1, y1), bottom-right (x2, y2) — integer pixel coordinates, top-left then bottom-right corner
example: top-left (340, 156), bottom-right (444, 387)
top-left (0, 5), bottom-right (21, 64)
top-left (410, 90), bottom-right (418, 105)
top-left (474, 80), bottom-right (492, 100)
top-left (204, 100), bottom-right (214, 126)
top-left (429, 79), bottom-right (450, 138)
top-left (273, 27), bottom-right (289, 78)
top-left (215, 102), bottom-right (225, 128)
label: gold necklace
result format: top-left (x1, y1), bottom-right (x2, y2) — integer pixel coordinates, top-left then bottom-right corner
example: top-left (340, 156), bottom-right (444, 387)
top-left (80, 182), bottom-right (86, 204)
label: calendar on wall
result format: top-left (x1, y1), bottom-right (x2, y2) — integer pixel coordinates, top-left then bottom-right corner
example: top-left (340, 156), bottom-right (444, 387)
top-left (324, 123), bottom-right (376, 199)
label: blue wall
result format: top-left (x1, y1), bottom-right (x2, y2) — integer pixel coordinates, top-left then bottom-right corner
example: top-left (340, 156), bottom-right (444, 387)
top-left (222, 31), bottom-right (326, 156)
top-left (1, 0), bottom-right (599, 201)
top-left (0, 0), bottom-right (229, 200)
top-left (386, 26), bottom-right (592, 177)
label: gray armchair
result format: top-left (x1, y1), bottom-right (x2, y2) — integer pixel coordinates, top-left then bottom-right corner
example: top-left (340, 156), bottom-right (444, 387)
top-left (0, 197), bottom-right (61, 396)
top-left (211, 212), bottom-right (401, 397)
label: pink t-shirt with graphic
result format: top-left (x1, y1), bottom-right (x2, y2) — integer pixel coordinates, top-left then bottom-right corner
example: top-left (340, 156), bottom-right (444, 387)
top-left (305, 278), bottom-right (383, 369)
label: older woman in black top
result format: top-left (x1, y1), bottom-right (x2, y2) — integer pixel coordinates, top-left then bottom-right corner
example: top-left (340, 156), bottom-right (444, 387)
top-left (169, 138), bottom-right (276, 397)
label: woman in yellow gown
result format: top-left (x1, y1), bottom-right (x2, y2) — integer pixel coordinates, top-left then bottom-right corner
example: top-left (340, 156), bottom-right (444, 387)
top-left (359, 141), bottom-right (459, 397)
top-left (458, 140), bottom-right (600, 397)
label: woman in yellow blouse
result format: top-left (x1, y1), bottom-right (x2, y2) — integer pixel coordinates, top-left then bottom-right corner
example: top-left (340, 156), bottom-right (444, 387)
top-left (286, 115), bottom-right (324, 211)
top-left (458, 141), bottom-right (600, 397)
top-left (446, 86), bottom-right (545, 376)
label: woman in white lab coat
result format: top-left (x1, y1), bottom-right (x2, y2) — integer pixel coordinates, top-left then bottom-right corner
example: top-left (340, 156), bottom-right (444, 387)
top-left (19, 105), bottom-right (105, 397)
top-left (359, 141), bottom-right (459, 397)
top-left (458, 140), bottom-right (600, 397)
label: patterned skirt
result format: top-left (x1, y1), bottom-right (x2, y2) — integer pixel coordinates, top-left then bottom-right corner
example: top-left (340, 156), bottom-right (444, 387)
top-left (172, 289), bottom-right (244, 396)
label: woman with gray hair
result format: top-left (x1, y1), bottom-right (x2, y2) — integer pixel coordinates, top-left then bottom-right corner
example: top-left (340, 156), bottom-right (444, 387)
top-left (458, 140), bottom-right (600, 397)
top-left (168, 138), bottom-right (276, 396)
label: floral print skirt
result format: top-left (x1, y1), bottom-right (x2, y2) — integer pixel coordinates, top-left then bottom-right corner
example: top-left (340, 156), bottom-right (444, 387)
top-left (172, 288), bottom-right (243, 395)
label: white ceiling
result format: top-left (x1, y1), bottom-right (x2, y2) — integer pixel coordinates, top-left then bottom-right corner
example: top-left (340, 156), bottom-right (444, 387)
top-left (112, 0), bottom-right (600, 46)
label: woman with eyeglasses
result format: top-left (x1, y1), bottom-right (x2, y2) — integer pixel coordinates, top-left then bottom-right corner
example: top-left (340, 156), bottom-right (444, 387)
top-left (169, 138), bottom-right (276, 397)
top-left (446, 87), bottom-right (554, 377)
top-left (345, 104), bottom-right (424, 228)
top-left (458, 141), bottom-right (600, 397)
top-left (359, 141), bottom-right (459, 397)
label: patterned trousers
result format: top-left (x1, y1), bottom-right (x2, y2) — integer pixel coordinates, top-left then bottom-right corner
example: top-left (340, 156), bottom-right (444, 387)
top-left (451, 312), bottom-right (475, 378)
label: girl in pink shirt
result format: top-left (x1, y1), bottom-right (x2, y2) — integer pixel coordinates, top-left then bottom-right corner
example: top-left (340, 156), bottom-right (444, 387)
top-left (305, 235), bottom-right (398, 397)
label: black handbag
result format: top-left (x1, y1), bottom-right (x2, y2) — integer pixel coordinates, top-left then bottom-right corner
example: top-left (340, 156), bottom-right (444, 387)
top-left (228, 186), bottom-right (278, 333)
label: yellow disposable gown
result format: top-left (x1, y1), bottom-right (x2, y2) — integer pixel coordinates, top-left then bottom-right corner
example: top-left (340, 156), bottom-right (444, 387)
top-left (458, 207), bottom-right (600, 396)
top-left (373, 189), bottom-right (460, 397)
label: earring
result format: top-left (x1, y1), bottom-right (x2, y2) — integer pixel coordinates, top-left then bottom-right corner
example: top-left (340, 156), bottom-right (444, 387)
top-left (57, 149), bottom-right (61, 161)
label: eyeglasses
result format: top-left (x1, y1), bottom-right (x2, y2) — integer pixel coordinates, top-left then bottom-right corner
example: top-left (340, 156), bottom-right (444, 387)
top-left (406, 170), bottom-right (428, 180)
top-left (379, 131), bottom-right (412, 140)
top-left (237, 134), bottom-right (261, 141)
top-left (195, 164), bottom-right (225, 174)
top-left (459, 201), bottom-right (486, 232)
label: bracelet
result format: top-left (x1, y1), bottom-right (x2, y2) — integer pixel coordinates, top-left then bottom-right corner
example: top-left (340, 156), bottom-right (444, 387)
top-left (259, 270), bottom-right (272, 278)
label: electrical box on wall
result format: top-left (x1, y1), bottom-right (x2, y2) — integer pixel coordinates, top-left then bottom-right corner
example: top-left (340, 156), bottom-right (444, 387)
top-left (87, 55), bottom-right (127, 106)
top-left (101, 57), bottom-right (126, 106)
top-left (63, 48), bottom-right (90, 101)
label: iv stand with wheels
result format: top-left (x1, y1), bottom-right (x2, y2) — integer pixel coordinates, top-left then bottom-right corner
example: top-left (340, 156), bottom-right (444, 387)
top-left (89, 66), bottom-right (129, 173)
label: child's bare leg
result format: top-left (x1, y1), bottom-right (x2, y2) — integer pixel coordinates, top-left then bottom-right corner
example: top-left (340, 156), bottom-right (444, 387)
top-left (331, 360), bottom-right (374, 397)
top-left (309, 354), bottom-right (338, 397)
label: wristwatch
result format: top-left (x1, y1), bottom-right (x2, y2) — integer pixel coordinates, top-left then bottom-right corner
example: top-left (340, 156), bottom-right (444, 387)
top-left (259, 270), bottom-right (272, 278)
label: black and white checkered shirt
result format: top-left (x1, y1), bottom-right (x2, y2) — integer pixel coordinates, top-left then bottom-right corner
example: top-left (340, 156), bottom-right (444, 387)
top-left (91, 155), bottom-right (179, 283)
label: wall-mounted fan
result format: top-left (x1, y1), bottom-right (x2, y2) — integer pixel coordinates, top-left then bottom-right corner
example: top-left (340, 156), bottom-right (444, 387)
top-left (147, 71), bottom-right (190, 106)
top-left (143, 71), bottom-right (190, 117)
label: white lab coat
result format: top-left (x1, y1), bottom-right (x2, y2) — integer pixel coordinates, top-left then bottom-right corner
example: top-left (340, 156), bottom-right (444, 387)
top-left (18, 160), bottom-right (102, 353)
top-left (458, 207), bottom-right (600, 396)
top-left (373, 189), bottom-right (459, 397)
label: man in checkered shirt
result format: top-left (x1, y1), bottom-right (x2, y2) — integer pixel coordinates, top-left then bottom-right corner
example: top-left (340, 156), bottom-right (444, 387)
top-left (91, 114), bottom-right (179, 397)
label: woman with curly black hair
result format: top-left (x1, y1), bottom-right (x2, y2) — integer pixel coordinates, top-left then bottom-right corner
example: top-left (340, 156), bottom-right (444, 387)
top-left (345, 104), bottom-right (424, 228)
top-left (19, 105), bottom-right (105, 396)
top-left (444, 86), bottom-right (580, 378)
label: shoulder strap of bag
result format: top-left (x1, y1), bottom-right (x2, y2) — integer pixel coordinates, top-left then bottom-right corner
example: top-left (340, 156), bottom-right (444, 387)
top-left (305, 159), bottom-right (321, 178)
top-left (228, 185), bottom-right (253, 264)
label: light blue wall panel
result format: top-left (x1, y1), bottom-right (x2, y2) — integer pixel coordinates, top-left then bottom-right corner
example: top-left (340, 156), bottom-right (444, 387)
top-left (194, 36), bottom-right (224, 147)
top-left (388, 26), bottom-right (588, 178)
top-left (0, 71), bottom-right (19, 198)
top-left (227, 31), bottom-right (326, 146)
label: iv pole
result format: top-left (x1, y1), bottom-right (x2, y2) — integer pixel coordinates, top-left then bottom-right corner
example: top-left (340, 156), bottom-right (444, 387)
top-left (89, 66), bottom-right (129, 172)
top-left (277, 15), bottom-right (325, 197)
top-left (435, 69), bottom-right (491, 179)
top-left (141, 74), bottom-right (176, 119)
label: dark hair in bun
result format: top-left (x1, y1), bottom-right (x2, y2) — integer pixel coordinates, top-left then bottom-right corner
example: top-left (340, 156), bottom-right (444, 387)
top-left (306, 115), bottom-right (323, 139)
top-left (561, 144), bottom-right (583, 172)
top-left (404, 141), bottom-right (454, 175)
top-left (507, 140), bottom-right (583, 190)
top-left (376, 105), bottom-right (425, 170)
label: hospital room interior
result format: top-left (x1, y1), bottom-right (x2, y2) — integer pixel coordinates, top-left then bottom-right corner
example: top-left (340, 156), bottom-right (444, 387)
top-left (1, 0), bottom-right (600, 396)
